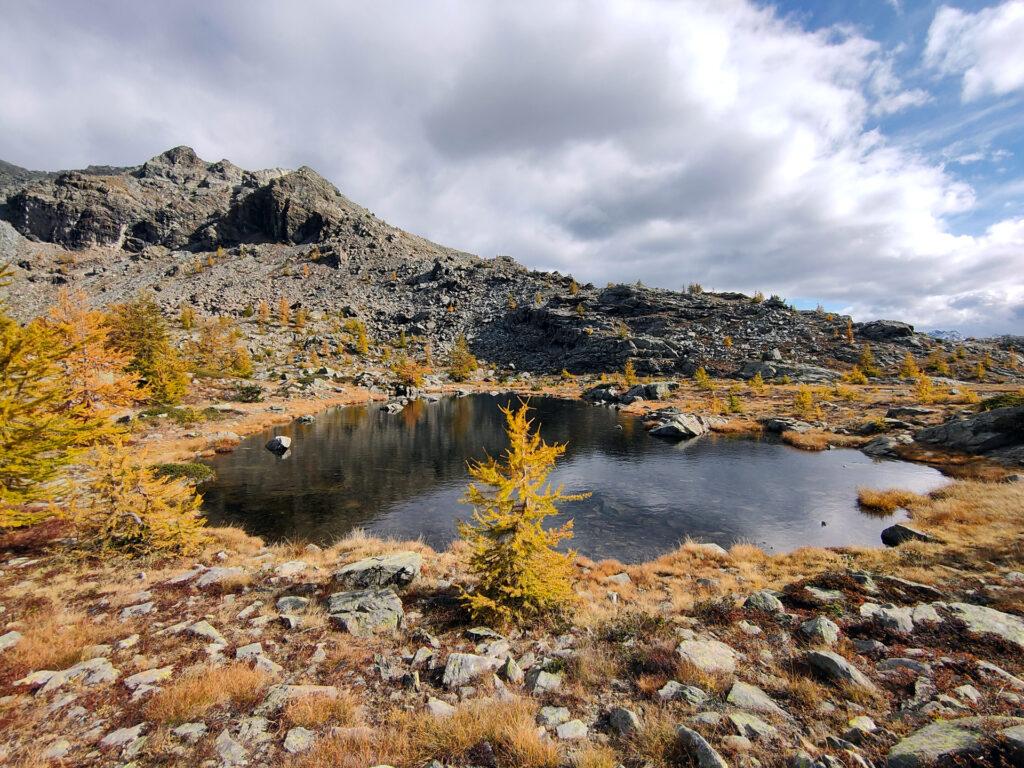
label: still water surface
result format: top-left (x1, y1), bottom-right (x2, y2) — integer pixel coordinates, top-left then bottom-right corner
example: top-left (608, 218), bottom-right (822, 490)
top-left (200, 394), bottom-right (945, 562)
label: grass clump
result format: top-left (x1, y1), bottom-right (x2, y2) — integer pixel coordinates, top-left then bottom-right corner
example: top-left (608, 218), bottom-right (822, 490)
top-left (283, 690), bottom-right (361, 728)
top-left (857, 487), bottom-right (923, 514)
top-left (145, 663), bottom-right (271, 725)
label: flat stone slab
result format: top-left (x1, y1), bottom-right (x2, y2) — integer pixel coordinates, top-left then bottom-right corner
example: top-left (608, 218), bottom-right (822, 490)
top-left (676, 639), bottom-right (737, 674)
top-left (327, 588), bottom-right (404, 635)
top-left (727, 681), bottom-right (787, 717)
top-left (888, 716), bottom-right (1024, 768)
top-left (334, 551), bottom-right (422, 589)
top-left (940, 602), bottom-right (1024, 650)
top-left (442, 653), bottom-right (500, 688)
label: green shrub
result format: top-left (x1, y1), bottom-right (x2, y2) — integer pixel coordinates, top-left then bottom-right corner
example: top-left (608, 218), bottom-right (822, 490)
top-left (978, 392), bottom-right (1024, 412)
top-left (153, 462), bottom-right (216, 484)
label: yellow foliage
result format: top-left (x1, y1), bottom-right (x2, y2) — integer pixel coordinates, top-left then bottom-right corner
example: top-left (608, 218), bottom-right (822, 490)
top-left (392, 354), bottom-right (426, 387)
top-left (926, 348), bottom-right (950, 375)
top-left (278, 297), bottom-right (291, 326)
top-left (458, 402), bottom-right (587, 624)
top-left (186, 316), bottom-right (253, 377)
top-left (914, 375), bottom-right (934, 403)
top-left (748, 371), bottom-right (765, 393)
top-left (105, 294), bottom-right (189, 404)
top-left (1, 293), bottom-right (111, 526)
top-left (179, 305), bottom-right (196, 330)
top-left (70, 442), bottom-right (208, 556)
top-left (793, 385), bottom-right (816, 417)
top-left (845, 318), bottom-right (854, 343)
top-left (723, 335), bottom-right (733, 348)
top-left (43, 289), bottom-right (146, 415)
top-left (694, 366), bottom-right (713, 391)
top-left (294, 307), bottom-right (308, 329)
top-left (857, 344), bottom-right (880, 377)
top-left (843, 365), bottom-right (869, 385)
top-left (257, 301), bottom-right (271, 326)
top-left (622, 359), bottom-right (638, 387)
top-left (898, 352), bottom-right (920, 380)
top-left (447, 334), bottom-right (477, 382)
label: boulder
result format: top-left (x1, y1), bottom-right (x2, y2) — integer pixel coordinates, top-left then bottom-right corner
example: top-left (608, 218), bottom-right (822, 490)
top-left (676, 639), bottom-right (737, 674)
top-left (326, 588), bottom-right (404, 635)
top-left (675, 725), bottom-right (729, 768)
top-left (649, 413), bottom-right (714, 440)
top-left (334, 551), bottom-right (422, 590)
top-left (525, 668), bottom-right (563, 693)
top-left (881, 524), bottom-right (936, 547)
top-left (940, 602), bottom-right (1024, 650)
top-left (857, 320), bottom-right (914, 341)
top-left (799, 616), bottom-right (840, 646)
top-left (916, 406), bottom-right (1024, 463)
top-left (266, 435), bottom-right (292, 453)
top-left (744, 590), bottom-right (784, 613)
top-left (726, 681), bottom-right (787, 717)
top-left (608, 707), bottom-right (642, 736)
top-left (887, 716), bottom-right (1024, 768)
top-left (805, 650), bottom-right (876, 691)
top-left (441, 653), bottom-right (500, 688)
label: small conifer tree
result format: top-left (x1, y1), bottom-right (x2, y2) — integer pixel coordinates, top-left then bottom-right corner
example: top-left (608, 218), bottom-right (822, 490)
top-left (458, 402), bottom-right (587, 624)
top-left (843, 365), bottom-right (869, 385)
top-left (278, 297), bottom-right (291, 326)
top-left (727, 385), bottom-right (744, 413)
top-left (568, 279), bottom-right (579, 296)
top-left (694, 366), bottom-right (713, 391)
top-left (179, 305), bottom-right (195, 330)
top-left (448, 334), bottom-right (478, 382)
top-left (748, 371), bottom-right (766, 393)
top-left (355, 322), bottom-right (370, 355)
top-left (845, 318), bottom-right (854, 343)
top-left (294, 307), bottom-right (307, 329)
top-left (794, 385), bottom-right (816, 417)
top-left (723, 335), bottom-right (733, 348)
top-left (914, 375), bottom-right (934, 403)
top-left (622, 358), bottom-right (638, 387)
top-left (857, 344), bottom-right (880, 377)
top-left (105, 294), bottom-right (189, 404)
top-left (926, 348), bottom-right (951, 376)
top-left (0, 291), bottom-right (111, 526)
top-left (71, 443), bottom-right (208, 556)
top-left (257, 301), bottom-right (271, 326)
top-left (898, 352), bottom-right (920, 380)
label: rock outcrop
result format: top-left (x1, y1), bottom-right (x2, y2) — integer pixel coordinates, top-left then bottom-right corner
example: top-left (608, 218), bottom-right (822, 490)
top-left (916, 406), bottom-right (1024, 464)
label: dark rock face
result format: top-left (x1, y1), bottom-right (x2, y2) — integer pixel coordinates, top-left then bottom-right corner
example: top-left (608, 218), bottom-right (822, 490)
top-left (856, 319), bottom-right (914, 341)
top-left (916, 406), bottom-right (1024, 464)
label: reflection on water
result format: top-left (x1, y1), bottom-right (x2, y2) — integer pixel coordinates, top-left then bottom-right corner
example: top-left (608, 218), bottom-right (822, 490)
top-left (200, 394), bottom-right (946, 562)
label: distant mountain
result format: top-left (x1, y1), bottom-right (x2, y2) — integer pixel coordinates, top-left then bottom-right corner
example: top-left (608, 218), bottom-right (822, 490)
top-left (0, 146), bottom-right (1014, 382)
top-left (926, 329), bottom-right (965, 342)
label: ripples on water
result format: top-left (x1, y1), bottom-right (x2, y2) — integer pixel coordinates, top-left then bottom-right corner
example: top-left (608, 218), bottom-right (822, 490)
top-left (200, 394), bottom-right (946, 562)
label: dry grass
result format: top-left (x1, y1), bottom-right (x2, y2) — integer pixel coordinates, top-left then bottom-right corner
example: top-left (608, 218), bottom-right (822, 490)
top-left (286, 698), bottom-right (559, 768)
top-left (4, 606), bottom-right (121, 679)
top-left (571, 744), bottom-right (620, 768)
top-left (781, 430), bottom-right (830, 451)
top-left (857, 487), bottom-right (924, 514)
top-left (144, 663), bottom-right (272, 724)
top-left (283, 689), bottom-right (361, 728)
top-left (710, 418), bottom-right (762, 435)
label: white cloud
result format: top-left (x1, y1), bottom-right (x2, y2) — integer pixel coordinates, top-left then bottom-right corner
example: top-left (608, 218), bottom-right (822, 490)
top-left (0, 0), bottom-right (1021, 334)
top-left (925, 1), bottom-right (1024, 101)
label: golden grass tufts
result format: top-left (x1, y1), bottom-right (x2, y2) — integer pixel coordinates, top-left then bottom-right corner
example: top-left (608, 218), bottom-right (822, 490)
top-left (144, 663), bottom-right (271, 724)
top-left (781, 430), bottom-right (830, 451)
top-left (857, 487), bottom-right (923, 514)
top-left (571, 744), bottom-right (620, 768)
top-left (286, 698), bottom-right (559, 768)
top-left (4, 606), bottom-right (121, 679)
top-left (283, 690), bottom-right (361, 729)
top-left (710, 418), bottom-right (762, 435)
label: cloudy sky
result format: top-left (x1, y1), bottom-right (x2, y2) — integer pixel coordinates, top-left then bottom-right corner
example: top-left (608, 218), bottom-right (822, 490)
top-left (1, 1), bottom-right (1022, 335)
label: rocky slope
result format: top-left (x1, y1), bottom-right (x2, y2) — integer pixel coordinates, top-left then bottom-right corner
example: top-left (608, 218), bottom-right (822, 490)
top-left (1, 147), bottom-right (1019, 380)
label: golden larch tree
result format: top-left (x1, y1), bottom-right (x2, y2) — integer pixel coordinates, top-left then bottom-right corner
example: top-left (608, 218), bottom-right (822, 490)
top-left (71, 442), bottom-right (208, 556)
top-left (105, 294), bottom-right (189, 404)
top-left (458, 401), bottom-right (587, 624)
top-left (43, 289), bottom-right (146, 416)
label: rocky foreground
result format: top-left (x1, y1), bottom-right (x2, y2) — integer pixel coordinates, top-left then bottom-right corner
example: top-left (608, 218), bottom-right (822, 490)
top-left (2, 473), bottom-right (1023, 768)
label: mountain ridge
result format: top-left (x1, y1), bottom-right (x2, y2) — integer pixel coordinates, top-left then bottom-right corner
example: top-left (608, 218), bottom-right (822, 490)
top-left (0, 146), bottom-right (1017, 381)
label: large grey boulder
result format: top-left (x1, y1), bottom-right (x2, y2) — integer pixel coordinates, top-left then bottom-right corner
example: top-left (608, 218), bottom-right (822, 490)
top-left (266, 435), bottom-right (291, 453)
top-left (675, 725), bottom-right (729, 768)
top-left (805, 650), bottom-right (876, 691)
top-left (887, 716), bottom-right (1024, 767)
top-left (326, 588), bottom-right (404, 635)
top-left (939, 602), bottom-right (1024, 650)
top-left (649, 414), bottom-right (714, 440)
top-left (799, 616), bottom-right (840, 646)
top-left (857, 319), bottom-right (914, 341)
top-left (441, 653), bottom-right (499, 689)
top-left (726, 681), bottom-right (787, 717)
top-left (676, 639), bottom-right (737, 674)
top-left (334, 551), bottom-right (422, 590)
top-left (916, 405), bottom-right (1024, 462)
